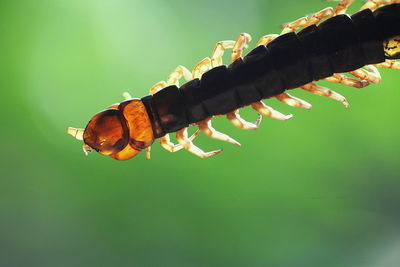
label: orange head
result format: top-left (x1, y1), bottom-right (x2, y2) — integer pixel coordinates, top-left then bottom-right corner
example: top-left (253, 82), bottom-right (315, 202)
top-left (83, 109), bottom-right (129, 155)
top-left (68, 99), bottom-right (155, 160)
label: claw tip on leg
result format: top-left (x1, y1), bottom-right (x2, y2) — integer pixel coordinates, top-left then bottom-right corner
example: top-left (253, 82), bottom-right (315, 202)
top-left (227, 136), bottom-right (241, 147)
top-left (304, 102), bottom-right (313, 110)
top-left (227, 137), bottom-right (241, 147)
top-left (205, 149), bottom-right (223, 158)
top-left (213, 148), bottom-right (223, 155)
top-left (286, 114), bottom-right (294, 120)
top-left (254, 114), bottom-right (262, 129)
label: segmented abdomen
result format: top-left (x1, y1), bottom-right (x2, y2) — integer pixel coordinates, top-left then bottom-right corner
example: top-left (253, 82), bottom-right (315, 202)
top-left (142, 4), bottom-right (400, 139)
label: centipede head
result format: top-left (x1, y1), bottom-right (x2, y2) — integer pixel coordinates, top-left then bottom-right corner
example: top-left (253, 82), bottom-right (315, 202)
top-left (83, 109), bottom-right (130, 156)
top-left (68, 99), bottom-right (155, 160)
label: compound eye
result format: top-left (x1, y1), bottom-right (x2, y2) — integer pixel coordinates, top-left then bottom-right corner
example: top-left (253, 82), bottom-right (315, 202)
top-left (83, 109), bottom-right (129, 155)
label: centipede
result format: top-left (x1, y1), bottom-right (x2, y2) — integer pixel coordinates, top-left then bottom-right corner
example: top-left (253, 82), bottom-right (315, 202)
top-left (68, 0), bottom-right (400, 160)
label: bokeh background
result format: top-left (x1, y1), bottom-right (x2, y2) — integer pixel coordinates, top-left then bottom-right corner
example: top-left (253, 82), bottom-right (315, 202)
top-left (2, 0), bottom-right (400, 266)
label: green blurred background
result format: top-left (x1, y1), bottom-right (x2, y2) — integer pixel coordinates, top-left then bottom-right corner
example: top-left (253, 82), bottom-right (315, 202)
top-left (2, 0), bottom-right (400, 266)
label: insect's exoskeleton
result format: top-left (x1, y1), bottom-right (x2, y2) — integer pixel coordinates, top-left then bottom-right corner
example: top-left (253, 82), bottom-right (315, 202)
top-left (68, 0), bottom-right (400, 160)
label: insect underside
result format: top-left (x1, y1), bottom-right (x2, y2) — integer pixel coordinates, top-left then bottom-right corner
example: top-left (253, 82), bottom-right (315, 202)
top-left (68, 0), bottom-right (400, 160)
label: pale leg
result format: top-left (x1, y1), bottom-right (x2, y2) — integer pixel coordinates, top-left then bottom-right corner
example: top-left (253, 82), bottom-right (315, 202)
top-left (166, 65), bottom-right (192, 86)
top-left (231, 33), bottom-right (252, 62)
top-left (323, 74), bottom-right (370, 88)
top-left (160, 130), bottom-right (200, 152)
top-left (275, 93), bottom-right (312, 109)
top-left (281, 7), bottom-right (334, 34)
top-left (301, 83), bottom-right (350, 108)
top-left (227, 110), bottom-right (262, 130)
top-left (375, 60), bottom-right (400, 70)
top-left (350, 65), bottom-right (382, 84)
top-left (192, 57), bottom-right (212, 79)
top-left (197, 119), bottom-right (241, 146)
top-left (334, 0), bottom-right (355, 15)
top-left (149, 81), bottom-right (168, 96)
top-left (361, 0), bottom-right (400, 11)
top-left (251, 102), bottom-right (293, 120)
top-left (281, 0), bottom-right (354, 34)
top-left (211, 41), bottom-right (236, 68)
top-left (176, 128), bottom-right (222, 158)
top-left (256, 34), bottom-right (278, 47)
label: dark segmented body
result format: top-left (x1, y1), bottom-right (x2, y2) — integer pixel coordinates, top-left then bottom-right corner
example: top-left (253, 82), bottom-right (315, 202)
top-left (142, 4), bottom-right (400, 139)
